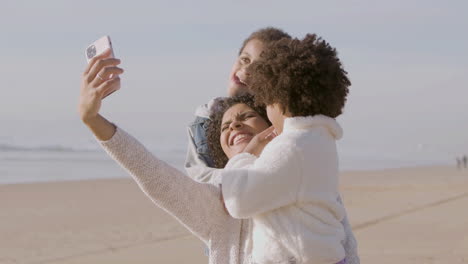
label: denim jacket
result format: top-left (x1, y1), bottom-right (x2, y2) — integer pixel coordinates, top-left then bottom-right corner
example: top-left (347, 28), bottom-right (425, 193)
top-left (184, 99), bottom-right (223, 185)
top-left (188, 116), bottom-right (214, 167)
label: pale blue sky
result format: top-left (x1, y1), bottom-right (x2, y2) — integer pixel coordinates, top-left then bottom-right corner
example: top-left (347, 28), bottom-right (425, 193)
top-left (1, 0), bottom-right (467, 165)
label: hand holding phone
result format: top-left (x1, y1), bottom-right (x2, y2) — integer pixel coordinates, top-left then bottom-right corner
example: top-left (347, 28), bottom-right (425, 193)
top-left (85, 36), bottom-right (120, 98)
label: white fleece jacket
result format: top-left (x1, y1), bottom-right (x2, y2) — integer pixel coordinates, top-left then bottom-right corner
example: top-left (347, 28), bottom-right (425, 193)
top-left (221, 115), bottom-right (346, 264)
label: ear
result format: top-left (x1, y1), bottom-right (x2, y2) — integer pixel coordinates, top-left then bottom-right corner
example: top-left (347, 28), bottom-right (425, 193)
top-left (278, 103), bottom-right (291, 116)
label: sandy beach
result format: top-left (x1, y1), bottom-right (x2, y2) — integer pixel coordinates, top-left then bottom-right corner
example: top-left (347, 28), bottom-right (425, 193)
top-left (1, 165), bottom-right (467, 264)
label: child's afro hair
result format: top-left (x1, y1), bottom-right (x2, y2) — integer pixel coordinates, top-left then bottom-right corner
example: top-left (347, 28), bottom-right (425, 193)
top-left (247, 34), bottom-right (350, 118)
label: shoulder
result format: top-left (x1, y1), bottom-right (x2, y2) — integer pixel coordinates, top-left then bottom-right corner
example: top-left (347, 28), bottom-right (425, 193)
top-left (283, 115), bottom-right (343, 141)
top-left (267, 128), bottom-right (336, 164)
top-left (258, 134), bottom-right (302, 164)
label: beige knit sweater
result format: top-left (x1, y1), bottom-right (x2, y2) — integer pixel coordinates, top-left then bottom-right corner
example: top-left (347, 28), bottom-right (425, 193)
top-left (99, 126), bottom-right (359, 264)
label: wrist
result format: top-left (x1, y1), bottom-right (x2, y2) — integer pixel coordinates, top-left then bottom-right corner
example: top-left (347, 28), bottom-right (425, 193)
top-left (81, 114), bottom-right (99, 126)
top-left (81, 114), bottom-right (117, 141)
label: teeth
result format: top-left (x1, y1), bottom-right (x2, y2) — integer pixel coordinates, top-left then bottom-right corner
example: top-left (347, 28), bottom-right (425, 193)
top-left (233, 134), bottom-right (249, 145)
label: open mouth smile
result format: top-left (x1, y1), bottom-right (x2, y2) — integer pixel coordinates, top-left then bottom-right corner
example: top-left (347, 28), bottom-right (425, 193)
top-left (230, 132), bottom-right (253, 146)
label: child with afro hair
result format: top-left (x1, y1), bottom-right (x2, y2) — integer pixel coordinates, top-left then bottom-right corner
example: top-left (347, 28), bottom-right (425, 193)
top-left (218, 34), bottom-right (351, 264)
top-left (248, 33), bottom-right (350, 127)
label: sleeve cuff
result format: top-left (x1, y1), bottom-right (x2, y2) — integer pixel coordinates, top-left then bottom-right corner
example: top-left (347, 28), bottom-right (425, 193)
top-left (98, 125), bottom-right (125, 147)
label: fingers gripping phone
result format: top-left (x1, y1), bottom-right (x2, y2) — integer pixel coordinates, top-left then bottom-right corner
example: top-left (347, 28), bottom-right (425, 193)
top-left (85, 35), bottom-right (114, 62)
top-left (85, 36), bottom-right (119, 98)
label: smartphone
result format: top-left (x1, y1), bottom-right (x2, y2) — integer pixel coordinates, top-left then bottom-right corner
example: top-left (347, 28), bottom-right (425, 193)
top-left (85, 35), bottom-right (119, 98)
top-left (85, 35), bottom-right (114, 63)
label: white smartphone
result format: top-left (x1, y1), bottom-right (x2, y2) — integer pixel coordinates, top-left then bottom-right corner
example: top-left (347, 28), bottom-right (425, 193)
top-left (85, 35), bottom-right (119, 98)
top-left (85, 35), bottom-right (114, 63)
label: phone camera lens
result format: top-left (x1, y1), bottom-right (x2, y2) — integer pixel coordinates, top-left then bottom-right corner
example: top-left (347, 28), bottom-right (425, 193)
top-left (87, 45), bottom-right (96, 59)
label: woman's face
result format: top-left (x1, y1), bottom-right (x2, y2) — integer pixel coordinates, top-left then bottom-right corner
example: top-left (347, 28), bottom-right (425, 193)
top-left (227, 39), bottom-right (265, 97)
top-left (220, 103), bottom-right (270, 159)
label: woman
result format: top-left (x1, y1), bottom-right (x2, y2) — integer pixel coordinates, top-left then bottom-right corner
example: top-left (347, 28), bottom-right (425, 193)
top-left (79, 66), bottom-right (271, 262)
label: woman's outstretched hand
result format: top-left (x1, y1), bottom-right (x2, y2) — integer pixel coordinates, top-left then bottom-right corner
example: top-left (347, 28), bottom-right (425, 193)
top-left (78, 49), bottom-right (124, 123)
top-left (242, 126), bottom-right (277, 157)
top-left (78, 49), bottom-right (124, 141)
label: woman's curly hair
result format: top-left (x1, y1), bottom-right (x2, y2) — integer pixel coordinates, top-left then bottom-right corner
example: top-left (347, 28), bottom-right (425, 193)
top-left (206, 95), bottom-right (270, 168)
top-left (247, 34), bottom-right (350, 118)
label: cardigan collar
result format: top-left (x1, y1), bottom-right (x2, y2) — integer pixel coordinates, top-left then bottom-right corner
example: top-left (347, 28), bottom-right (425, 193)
top-left (283, 115), bottom-right (343, 140)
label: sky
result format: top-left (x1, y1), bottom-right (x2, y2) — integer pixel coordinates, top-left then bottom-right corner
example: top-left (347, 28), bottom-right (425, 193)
top-left (1, 0), bottom-right (467, 167)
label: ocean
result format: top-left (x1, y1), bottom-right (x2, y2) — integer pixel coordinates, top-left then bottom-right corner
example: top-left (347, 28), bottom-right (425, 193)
top-left (0, 116), bottom-right (456, 185)
top-left (0, 136), bottom-right (453, 185)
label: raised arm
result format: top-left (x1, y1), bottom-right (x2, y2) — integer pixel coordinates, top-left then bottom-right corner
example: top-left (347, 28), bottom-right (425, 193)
top-left (99, 126), bottom-right (236, 243)
top-left (78, 49), bottom-right (123, 140)
top-left (78, 52), bottom-right (237, 243)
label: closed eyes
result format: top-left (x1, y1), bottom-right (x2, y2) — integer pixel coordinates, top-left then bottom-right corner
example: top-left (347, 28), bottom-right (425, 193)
top-left (221, 112), bottom-right (258, 132)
